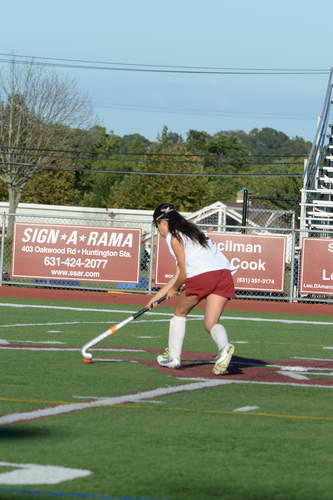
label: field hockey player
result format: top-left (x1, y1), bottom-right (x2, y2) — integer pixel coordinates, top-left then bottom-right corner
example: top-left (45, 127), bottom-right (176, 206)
top-left (147, 203), bottom-right (235, 375)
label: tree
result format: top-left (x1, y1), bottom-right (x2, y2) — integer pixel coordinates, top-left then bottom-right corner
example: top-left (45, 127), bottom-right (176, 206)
top-left (0, 58), bottom-right (92, 235)
top-left (121, 133), bottom-right (151, 153)
top-left (22, 170), bottom-right (82, 206)
top-left (108, 137), bottom-right (215, 210)
top-left (226, 127), bottom-right (311, 161)
top-left (157, 126), bottom-right (183, 147)
top-left (80, 131), bottom-right (140, 208)
top-left (186, 130), bottom-right (211, 152)
top-left (243, 159), bottom-right (303, 211)
top-left (186, 130), bottom-right (254, 203)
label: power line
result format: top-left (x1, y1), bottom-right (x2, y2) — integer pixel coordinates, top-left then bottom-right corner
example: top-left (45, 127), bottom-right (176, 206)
top-left (93, 102), bottom-right (318, 120)
top-left (0, 145), bottom-right (224, 158)
top-left (0, 53), bottom-right (328, 73)
top-left (0, 54), bottom-right (329, 76)
top-left (0, 158), bottom-right (305, 168)
top-left (0, 158), bottom-right (304, 168)
top-left (0, 145), bottom-right (309, 159)
top-left (0, 161), bottom-right (303, 177)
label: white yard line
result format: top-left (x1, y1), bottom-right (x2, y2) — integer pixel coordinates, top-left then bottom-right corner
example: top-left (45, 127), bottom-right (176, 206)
top-left (0, 346), bottom-right (145, 352)
top-left (0, 380), bottom-right (230, 426)
top-left (223, 316), bottom-right (333, 326)
top-left (1, 367), bottom-right (333, 427)
top-left (9, 340), bottom-right (65, 344)
top-left (3, 377), bottom-right (332, 428)
top-left (293, 356), bottom-right (333, 362)
top-left (0, 303), bottom-right (141, 314)
top-left (212, 379), bottom-right (333, 389)
top-left (0, 319), bottom-right (192, 329)
top-left (278, 370), bottom-right (309, 380)
top-left (0, 322), bottom-right (116, 328)
top-left (1, 302), bottom-right (333, 326)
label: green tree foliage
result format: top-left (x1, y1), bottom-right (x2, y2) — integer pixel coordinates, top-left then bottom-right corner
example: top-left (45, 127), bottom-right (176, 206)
top-left (81, 132), bottom-right (152, 208)
top-left (22, 170), bottom-right (82, 205)
top-left (243, 159), bottom-right (303, 211)
top-left (217, 128), bottom-right (309, 209)
top-left (108, 128), bottom-right (214, 210)
top-left (186, 129), bottom-right (254, 203)
top-left (2, 122), bottom-right (311, 214)
top-left (225, 127), bottom-right (311, 160)
top-left (121, 133), bottom-right (151, 153)
top-left (66, 126), bottom-right (107, 205)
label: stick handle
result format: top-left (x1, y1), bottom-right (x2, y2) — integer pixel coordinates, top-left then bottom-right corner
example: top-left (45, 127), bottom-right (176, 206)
top-left (132, 295), bottom-right (166, 319)
top-left (81, 295), bottom-right (166, 359)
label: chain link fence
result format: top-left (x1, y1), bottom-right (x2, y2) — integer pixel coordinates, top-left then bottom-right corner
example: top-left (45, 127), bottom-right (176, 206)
top-left (0, 210), bottom-right (332, 303)
top-left (192, 206), bottom-right (295, 232)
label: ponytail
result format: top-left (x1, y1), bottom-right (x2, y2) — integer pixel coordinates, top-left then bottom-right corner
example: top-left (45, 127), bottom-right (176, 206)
top-left (153, 203), bottom-right (208, 248)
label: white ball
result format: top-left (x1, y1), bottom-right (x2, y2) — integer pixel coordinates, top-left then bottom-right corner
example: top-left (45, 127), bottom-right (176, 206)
top-left (83, 352), bottom-right (92, 360)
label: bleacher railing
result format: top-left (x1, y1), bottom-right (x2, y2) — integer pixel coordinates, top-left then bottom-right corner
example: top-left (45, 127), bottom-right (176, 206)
top-left (305, 67), bottom-right (333, 191)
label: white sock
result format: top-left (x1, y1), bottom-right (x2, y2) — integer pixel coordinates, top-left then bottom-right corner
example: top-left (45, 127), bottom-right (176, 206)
top-left (168, 315), bottom-right (186, 361)
top-left (210, 324), bottom-right (229, 351)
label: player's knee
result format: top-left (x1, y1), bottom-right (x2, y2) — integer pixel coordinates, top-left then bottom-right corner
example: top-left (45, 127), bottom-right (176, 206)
top-left (204, 319), bottom-right (214, 332)
top-left (175, 307), bottom-right (188, 317)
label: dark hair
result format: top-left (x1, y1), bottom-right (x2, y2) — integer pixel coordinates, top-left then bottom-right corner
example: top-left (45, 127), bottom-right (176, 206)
top-left (153, 203), bottom-right (209, 248)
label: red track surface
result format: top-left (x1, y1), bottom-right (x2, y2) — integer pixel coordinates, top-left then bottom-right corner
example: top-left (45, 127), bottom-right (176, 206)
top-left (0, 285), bottom-right (331, 315)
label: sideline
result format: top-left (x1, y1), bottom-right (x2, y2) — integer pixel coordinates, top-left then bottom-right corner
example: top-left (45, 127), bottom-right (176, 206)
top-left (1, 303), bottom-right (333, 326)
top-left (0, 287), bottom-right (332, 315)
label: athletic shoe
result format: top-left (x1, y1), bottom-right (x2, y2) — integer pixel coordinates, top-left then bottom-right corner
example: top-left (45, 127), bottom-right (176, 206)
top-left (213, 343), bottom-right (235, 375)
top-left (157, 353), bottom-right (181, 369)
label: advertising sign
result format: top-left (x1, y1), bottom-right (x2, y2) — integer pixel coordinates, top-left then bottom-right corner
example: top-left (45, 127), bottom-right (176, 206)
top-left (300, 237), bottom-right (333, 295)
top-left (155, 232), bottom-right (287, 292)
top-left (12, 224), bottom-right (142, 283)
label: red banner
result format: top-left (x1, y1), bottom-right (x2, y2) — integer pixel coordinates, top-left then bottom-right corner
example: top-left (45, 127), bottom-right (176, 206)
top-left (300, 237), bottom-right (333, 295)
top-left (155, 232), bottom-right (287, 292)
top-left (12, 224), bottom-right (142, 283)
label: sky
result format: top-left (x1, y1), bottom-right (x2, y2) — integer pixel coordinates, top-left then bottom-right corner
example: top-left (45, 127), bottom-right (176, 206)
top-left (1, 0), bottom-right (332, 143)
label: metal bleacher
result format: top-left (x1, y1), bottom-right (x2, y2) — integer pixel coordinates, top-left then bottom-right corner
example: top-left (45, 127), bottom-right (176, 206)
top-left (300, 68), bottom-right (333, 235)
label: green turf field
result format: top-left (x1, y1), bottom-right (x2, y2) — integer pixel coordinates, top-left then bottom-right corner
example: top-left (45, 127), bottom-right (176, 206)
top-left (0, 296), bottom-right (333, 500)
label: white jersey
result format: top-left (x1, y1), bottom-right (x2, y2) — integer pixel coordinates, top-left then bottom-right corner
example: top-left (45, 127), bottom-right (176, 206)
top-left (166, 232), bottom-right (233, 278)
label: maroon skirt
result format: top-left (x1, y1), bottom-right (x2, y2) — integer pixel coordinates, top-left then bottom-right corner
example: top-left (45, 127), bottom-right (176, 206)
top-left (184, 269), bottom-right (235, 301)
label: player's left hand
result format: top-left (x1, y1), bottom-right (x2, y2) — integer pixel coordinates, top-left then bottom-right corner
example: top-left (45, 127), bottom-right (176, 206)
top-left (166, 287), bottom-right (178, 299)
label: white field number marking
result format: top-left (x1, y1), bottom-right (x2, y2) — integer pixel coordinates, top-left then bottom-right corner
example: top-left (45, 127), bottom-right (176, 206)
top-left (233, 406), bottom-right (259, 412)
top-left (278, 370), bottom-right (309, 380)
top-left (0, 462), bottom-right (91, 485)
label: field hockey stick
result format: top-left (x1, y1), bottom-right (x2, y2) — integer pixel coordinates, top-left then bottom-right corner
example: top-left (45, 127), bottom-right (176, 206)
top-left (81, 295), bottom-right (166, 363)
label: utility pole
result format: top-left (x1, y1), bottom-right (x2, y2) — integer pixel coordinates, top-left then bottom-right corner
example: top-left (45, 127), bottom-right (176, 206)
top-left (241, 189), bottom-right (249, 234)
